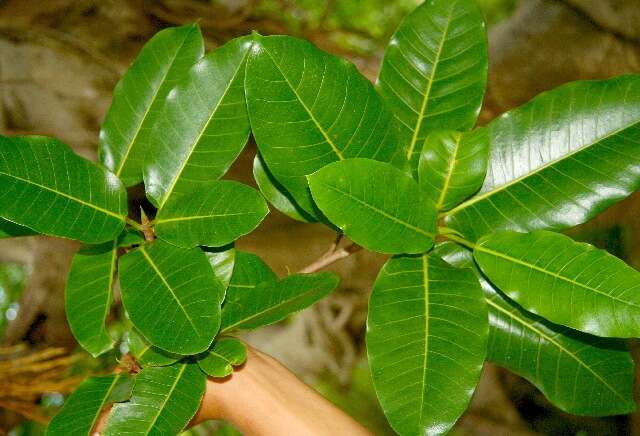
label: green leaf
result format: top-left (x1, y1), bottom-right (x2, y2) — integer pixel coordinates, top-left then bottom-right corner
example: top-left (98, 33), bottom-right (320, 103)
top-left (99, 24), bottom-right (204, 186)
top-left (0, 218), bottom-right (36, 239)
top-left (0, 135), bottom-right (127, 244)
top-left (418, 129), bottom-right (488, 211)
top-left (104, 363), bottom-right (206, 436)
top-left (119, 240), bottom-right (223, 354)
top-left (473, 230), bottom-right (640, 338)
top-left (127, 329), bottom-right (180, 367)
top-left (253, 154), bottom-right (314, 223)
top-left (65, 241), bottom-right (117, 357)
top-left (367, 254), bottom-right (488, 435)
top-left (197, 338), bottom-right (247, 377)
top-left (204, 245), bottom-right (236, 290)
top-left (246, 34), bottom-right (401, 217)
top-left (308, 158), bottom-right (437, 254)
top-left (377, 0), bottom-right (488, 168)
top-left (47, 374), bottom-right (133, 436)
top-left (144, 35), bottom-right (254, 209)
top-left (221, 272), bottom-right (339, 332)
top-left (225, 250), bottom-right (277, 294)
top-left (154, 180), bottom-right (269, 248)
top-left (444, 76), bottom-right (640, 240)
top-left (117, 229), bottom-right (145, 248)
top-left (436, 241), bottom-right (636, 416)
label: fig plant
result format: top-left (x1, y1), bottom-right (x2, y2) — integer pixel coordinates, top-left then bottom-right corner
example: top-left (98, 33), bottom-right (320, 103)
top-left (0, 0), bottom-right (638, 434)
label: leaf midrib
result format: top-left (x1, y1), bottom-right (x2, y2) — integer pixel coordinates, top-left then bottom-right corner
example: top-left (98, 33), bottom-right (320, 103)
top-left (155, 211), bottom-right (261, 225)
top-left (143, 364), bottom-right (188, 434)
top-left (87, 375), bottom-right (122, 436)
top-left (435, 133), bottom-right (462, 209)
top-left (417, 255), bottom-right (429, 427)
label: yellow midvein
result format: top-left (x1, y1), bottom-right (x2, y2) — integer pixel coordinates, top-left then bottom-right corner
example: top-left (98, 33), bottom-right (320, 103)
top-left (88, 374), bottom-right (122, 433)
top-left (417, 254), bottom-right (430, 424)
top-left (436, 134), bottom-right (462, 209)
top-left (144, 363), bottom-right (188, 432)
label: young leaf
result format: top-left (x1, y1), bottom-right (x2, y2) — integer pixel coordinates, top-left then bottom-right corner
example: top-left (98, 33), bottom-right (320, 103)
top-left (367, 254), bottom-right (488, 436)
top-left (308, 158), bottom-right (437, 254)
top-left (226, 251), bottom-right (277, 292)
top-left (65, 242), bottom-right (117, 357)
top-left (418, 129), bottom-right (489, 211)
top-left (473, 230), bottom-right (640, 338)
top-left (127, 329), bottom-right (180, 367)
top-left (377, 0), bottom-right (488, 168)
top-left (246, 34), bottom-right (401, 217)
top-left (0, 218), bottom-right (36, 239)
top-left (103, 363), bottom-right (206, 436)
top-left (144, 35), bottom-right (254, 209)
top-left (119, 240), bottom-right (223, 355)
top-left (47, 374), bottom-right (133, 436)
top-left (204, 246), bottom-right (236, 290)
top-left (197, 338), bottom-right (247, 378)
top-left (253, 154), bottom-right (314, 223)
top-left (444, 75), bottom-right (640, 240)
top-left (154, 180), bottom-right (269, 248)
top-left (99, 24), bottom-right (204, 186)
top-left (0, 135), bottom-right (127, 244)
top-left (221, 272), bottom-right (339, 332)
top-left (436, 242), bottom-right (636, 416)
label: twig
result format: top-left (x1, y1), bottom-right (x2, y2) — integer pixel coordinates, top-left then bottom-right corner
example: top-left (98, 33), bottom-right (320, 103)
top-left (299, 240), bottom-right (361, 274)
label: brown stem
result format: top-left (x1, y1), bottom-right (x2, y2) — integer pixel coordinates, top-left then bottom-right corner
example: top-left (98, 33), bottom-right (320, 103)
top-left (299, 241), bottom-right (361, 274)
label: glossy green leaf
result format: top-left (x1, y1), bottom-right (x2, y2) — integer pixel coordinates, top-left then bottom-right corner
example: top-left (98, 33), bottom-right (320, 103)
top-left (418, 129), bottom-right (488, 211)
top-left (204, 246), bottom-right (236, 290)
top-left (253, 154), bottom-right (313, 223)
top-left (197, 338), bottom-right (247, 377)
top-left (65, 241), bottom-right (117, 357)
top-left (99, 24), bottom-right (204, 186)
top-left (144, 35), bottom-right (254, 209)
top-left (308, 158), bottom-right (437, 254)
top-left (436, 241), bottom-right (636, 416)
top-left (117, 229), bottom-right (145, 248)
top-left (246, 34), bottom-right (401, 216)
top-left (0, 218), bottom-right (36, 239)
top-left (127, 329), bottom-right (180, 367)
top-left (104, 363), bottom-right (206, 436)
top-left (119, 240), bottom-right (223, 354)
top-left (225, 251), bottom-right (277, 293)
top-left (445, 76), bottom-right (640, 240)
top-left (47, 374), bottom-right (133, 436)
top-left (474, 230), bottom-right (640, 338)
top-left (221, 272), bottom-right (339, 332)
top-left (367, 254), bottom-right (488, 435)
top-left (0, 135), bottom-right (127, 244)
top-left (377, 0), bottom-right (488, 167)
top-left (154, 180), bottom-right (269, 248)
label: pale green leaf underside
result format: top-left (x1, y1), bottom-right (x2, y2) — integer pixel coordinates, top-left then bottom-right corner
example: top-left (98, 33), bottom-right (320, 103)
top-left (119, 240), bottom-right (222, 355)
top-left (308, 158), bottom-right (437, 254)
top-left (445, 76), bottom-right (640, 241)
top-left (0, 135), bottom-right (127, 244)
top-left (367, 254), bottom-right (487, 436)
top-left (99, 24), bottom-right (204, 186)
top-left (474, 230), bottom-right (640, 338)
top-left (204, 245), bottom-right (236, 291)
top-left (65, 242), bottom-right (117, 357)
top-left (197, 338), bottom-right (247, 377)
top-left (377, 0), bottom-right (487, 168)
top-left (104, 363), bottom-right (205, 436)
top-left (246, 34), bottom-right (401, 217)
top-left (436, 242), bottom-right (636, 416)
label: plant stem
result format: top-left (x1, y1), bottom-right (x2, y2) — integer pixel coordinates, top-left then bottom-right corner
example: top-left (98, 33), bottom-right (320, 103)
top-left (125, 218), bottom-right (144, 232)
top-left (443, 233), bottom-right (477, 250)
top-left (299, 238), bottom-right (361, 274)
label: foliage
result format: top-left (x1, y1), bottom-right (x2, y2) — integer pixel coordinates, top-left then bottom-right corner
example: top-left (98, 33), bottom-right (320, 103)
top-left (0, 0), bottom-right (637, 433)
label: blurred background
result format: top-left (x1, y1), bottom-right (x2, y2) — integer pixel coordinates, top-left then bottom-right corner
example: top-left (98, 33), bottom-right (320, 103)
top-left (1, 0), bottom-right (640, 434)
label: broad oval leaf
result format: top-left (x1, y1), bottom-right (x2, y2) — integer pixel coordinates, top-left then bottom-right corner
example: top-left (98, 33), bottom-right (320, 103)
top-left (65, 242), bottom-right (117, 357)
top-left (436, 241), bottom-right (636, 416)
top-left (99, 24), bottom-right (204, 186)
top-left (0, 218), bottom-right (36, 239)
top-left (204, 245), bottom-right (236, 290)
top-left (47, 374), bottom-right (133, 436)
top-left (367, 254), bottom-right (488, 436)
top-left (377, 0), bottom-right (488, 168)
top-left (445, 76), bottom-right (640, 240)
top-left (246, 34), bottom-right (401, 216)
top-left (253, 154), bottom-right (313, 223)
top-left (474, 230), bottom-right (640, 338)
top-left (104, 363), bottom-right (206, 436)
top-left (127, 329), bottom-right (180, 367)
top-left (225, 250), bottom-right (277, 295)
top-left (221, 272), bottom-right (339, 332)
top-left (144, 35), bottom-right (254, 209)
top-left (119, 240), bottom-right (223, 354)
top-left (419, 129), bottom-right (488, 211)
top-left (0, 135), bottom-right (127, 243)
top-left (308, 158), bottom-right (437, 254)
top-left (154, 180), bottom-right (268, 248)
top-left (197, 338), bottom-right (247, 378)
